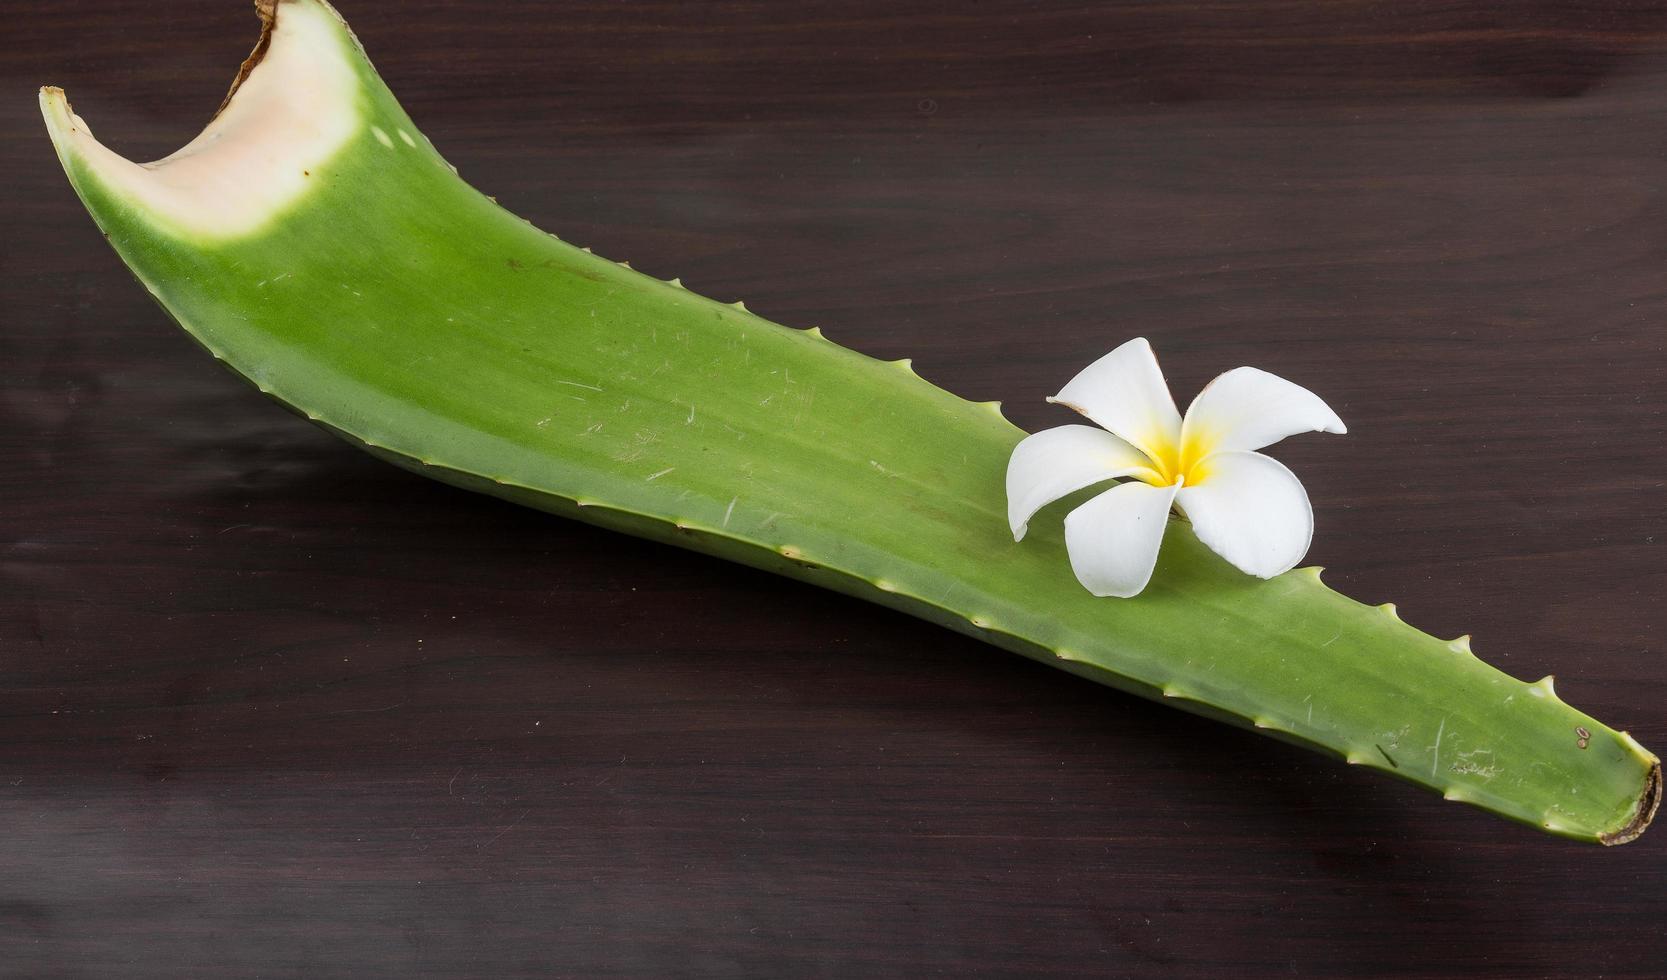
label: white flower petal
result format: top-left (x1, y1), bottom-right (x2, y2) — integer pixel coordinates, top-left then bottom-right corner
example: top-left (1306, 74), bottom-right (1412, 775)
top-left (1046, 337), bottom-right (1182, 464)
top-left (1062, 480), bottom-right (1181, 598)
top-left (1174, 451), bottom-right (1313, 579)
top-left (1180, 366), bottom-right (1346, 456)
top-left (1007, 425), bottom-right (1161, 540)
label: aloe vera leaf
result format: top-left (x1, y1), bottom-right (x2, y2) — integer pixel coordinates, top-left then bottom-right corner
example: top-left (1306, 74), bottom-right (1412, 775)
top-left (38, 0), bottom-right (1657, 844)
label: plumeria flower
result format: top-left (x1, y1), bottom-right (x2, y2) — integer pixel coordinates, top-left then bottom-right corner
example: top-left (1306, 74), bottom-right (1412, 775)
top-left (1007, 337), bottom-right (1345, 598)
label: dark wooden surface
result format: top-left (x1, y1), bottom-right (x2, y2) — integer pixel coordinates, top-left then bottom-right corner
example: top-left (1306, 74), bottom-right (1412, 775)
top-left (4, 1), bottom-right (1666, 975)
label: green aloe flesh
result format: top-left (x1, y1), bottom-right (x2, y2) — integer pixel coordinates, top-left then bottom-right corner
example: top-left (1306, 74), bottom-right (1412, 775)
top-left (40, 0), bottom-right (1657, 843)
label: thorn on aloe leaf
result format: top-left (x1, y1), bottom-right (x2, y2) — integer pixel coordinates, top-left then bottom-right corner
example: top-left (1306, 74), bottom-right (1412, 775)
top-left (1620, 731), bottom-right (1653, 756)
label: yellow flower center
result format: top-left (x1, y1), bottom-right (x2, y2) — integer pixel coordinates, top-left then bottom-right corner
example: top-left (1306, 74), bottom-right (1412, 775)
top-left (1135, 429), bottom-right (1215, 488)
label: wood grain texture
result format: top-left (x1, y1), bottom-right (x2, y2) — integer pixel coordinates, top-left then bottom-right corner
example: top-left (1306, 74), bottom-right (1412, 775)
top-left (2, 0), bottom-right (1664, 976)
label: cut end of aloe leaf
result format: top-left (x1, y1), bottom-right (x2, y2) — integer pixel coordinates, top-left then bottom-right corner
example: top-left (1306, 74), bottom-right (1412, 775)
top-left (40, 0), bottom-right (360, 243)
top-left (1599, 756), bottom-right (1660, 846)
top-left (39, 0), bottom-right (1660, 845)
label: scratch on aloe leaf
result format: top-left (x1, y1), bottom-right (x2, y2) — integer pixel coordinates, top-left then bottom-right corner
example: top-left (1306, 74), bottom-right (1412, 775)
top-left (1431, 716), bottom-right (1448, 779)
top-left (556, 379), bottom-right (603, 392)
top-left (723, 497), bottom-right (737, 527)
top-left (646, 467), bottom-right (674, 482)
